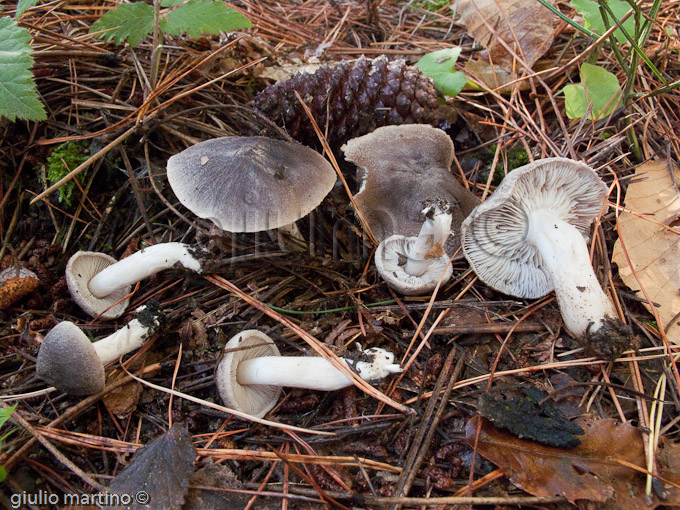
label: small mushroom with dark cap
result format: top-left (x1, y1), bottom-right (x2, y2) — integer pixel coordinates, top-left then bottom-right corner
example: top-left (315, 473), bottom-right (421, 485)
top-left (36, 301), bottom-right (165, 395)
top-left (375, 199), bottom-right (454, 295)
top-left (341, 124), bottom-right (479, 255)
top-left (166, 136), bottom-right (337, 240)
top-left (66, 243), bottom-right (201, 319)
top-left (461, 157), bottom-right (633, 358)
top-left (216, 330), bottom-right (403, 418)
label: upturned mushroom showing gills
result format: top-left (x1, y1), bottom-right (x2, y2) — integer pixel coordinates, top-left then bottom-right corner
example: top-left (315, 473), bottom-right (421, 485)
top-left (216, 330), bottom-right (403, 418)
top-left (66, 243), bottom-right (202, 319)
top-left (166, 136), bottom-right (337, 236)
top-left (461, 157), bottom-right (633, 358)
top-left (341, 124), bottom-right (479, 255)
top-left (375, 199), bottom-right (454, 295)
top-left (36, 301), bottom-right (165, 395)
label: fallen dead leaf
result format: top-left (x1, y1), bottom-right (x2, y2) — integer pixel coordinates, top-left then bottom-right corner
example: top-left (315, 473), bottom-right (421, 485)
top-left (109, 423), bottom-right (196, 510)
top-left (103, 379), bottom-right (142, 417)
top-left (453, 0), bottom-right (555, 91)
top-left (612, 160), bottom-right (680, 344)
top-left (465, 415), bottom-right (680, 508)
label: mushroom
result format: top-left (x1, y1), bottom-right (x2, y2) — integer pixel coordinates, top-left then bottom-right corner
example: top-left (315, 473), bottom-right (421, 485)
top-left (375, 199), bottom-right (454, 295)
top-left (166, 136), bottom-right (337, 241)
top-left (461, 157), bottom-right (633, 358)
top-left (216, 330), bottom-right (403, 418)
top-left (341, 124), bottom-right (479, 255)
top-left (66, 243), bottom-right (201, 319)
top-left (36, 301), bottom-right (165, 395)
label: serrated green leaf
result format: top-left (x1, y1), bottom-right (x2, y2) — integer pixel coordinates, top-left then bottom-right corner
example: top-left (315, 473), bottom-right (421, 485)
top-left (415, 47), bottom-right (467, 98)
top-left (162, 0), bottom-right (252, 39)
top-left (16, 0), bottom-right (40, 18)
top-left (161, 0), bottom-right (187, 6)
top-left (562, 63), bottom-right (622, 119)
top-left (570, 0), bottom-right (636, 44)
top-left (90, 2), bottom-right (155, 48)
top-left (0, 17), bottom-right (46, 122)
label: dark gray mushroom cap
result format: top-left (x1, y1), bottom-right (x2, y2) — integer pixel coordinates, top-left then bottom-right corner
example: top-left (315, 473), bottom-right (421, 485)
top-left (36, 321), bottom-right (105, 396)
top-left (341, 124), bottom-right (479, 254)
top-left (167, 137), bottom-right (337, 233)
top-left (461, 157), bottom-right (608, 299)
top-left (66, 251), bottom-right (131, 320)
top-left (215, 330), bottom-right (282, 418)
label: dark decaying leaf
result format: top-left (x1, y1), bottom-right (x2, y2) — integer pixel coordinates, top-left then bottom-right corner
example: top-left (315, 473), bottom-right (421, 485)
top-left (466, 416), bottom-right (680, 509)
top-left (477, 386), bottom-right (584, 448)
top-left (108, 423), bottom-right (196, 510)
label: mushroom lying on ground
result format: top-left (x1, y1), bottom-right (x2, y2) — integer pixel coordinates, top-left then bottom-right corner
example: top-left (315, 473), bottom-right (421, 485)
top-left (216, 330), bottom-right (403, 418)
top-left (461, 157), bottom-right (633, 358)
top-left (36, 301), bottom-right (165, 395)
top-left (166, 136), bottom-right (337, 242)
top-left (341, 124), bottom-right (479, 255)
top-left (66, 243), bottom-right (201, 319)
top-left (375, 199), bottom-right (454, 295)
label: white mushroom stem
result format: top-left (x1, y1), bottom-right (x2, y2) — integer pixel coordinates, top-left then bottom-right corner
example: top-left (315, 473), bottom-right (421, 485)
top-left (92, 318), bottom-right (157, 365)
top-left (88, 243), bottom-right (202, 298)
top-left (527, 210), bottom-right (616, 337)
top-left (404, 205), bottom-right (453, 276)
top-left (236, 348), bottom-right (403, 391)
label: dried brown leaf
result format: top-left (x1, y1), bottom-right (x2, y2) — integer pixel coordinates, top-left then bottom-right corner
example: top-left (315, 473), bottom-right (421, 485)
top-left (102, 380), bottom-right (142, 417)
top-left (612, 160), bottom-right (680, 344)
top-left (465, 416), bottom-right (680, 508)
top-left (454, 0), bottom-right (555, 91)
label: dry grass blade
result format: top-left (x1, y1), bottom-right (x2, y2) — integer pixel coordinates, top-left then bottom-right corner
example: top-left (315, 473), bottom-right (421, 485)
top-left (292, 90), bottom-right (379, 246)
top-left (120, 365), bottom-right (334, 435)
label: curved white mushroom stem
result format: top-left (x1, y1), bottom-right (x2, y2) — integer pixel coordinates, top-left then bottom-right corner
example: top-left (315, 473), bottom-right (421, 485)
top-left (527, 210), bottom-right (616, 337)
top-left (88, 243), bottom-right (202, 299)
top-left (92, 302), bottom-right (165, 365)
top-left (404, 202), bottom-right (453, 276)
top-left (236, 347), bottom-right (403, 391)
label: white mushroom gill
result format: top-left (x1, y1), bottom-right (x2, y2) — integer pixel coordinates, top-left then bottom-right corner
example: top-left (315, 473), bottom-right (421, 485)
top-left (375, 200), bottom-right (454, 295)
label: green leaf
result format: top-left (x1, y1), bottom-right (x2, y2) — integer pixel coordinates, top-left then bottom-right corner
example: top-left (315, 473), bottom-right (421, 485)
top-left (0, 404), bottom-right (16, 429)
top-left (16, 0), bottom-right (40, 18)
top-left (570, 0), bottom-right (636, 44)
top-left (90, 2), bottom-right (155, 48)
top-left (0, 17), bottom-right (46, 122)
top-left (161, 0), bottom-right (187, 6)
top-left (563, 63), bottom-right (622, 119)
top-left (415, 47), bottom-right (467, 98)
top-left (162, 0), bottom-right (252, 39)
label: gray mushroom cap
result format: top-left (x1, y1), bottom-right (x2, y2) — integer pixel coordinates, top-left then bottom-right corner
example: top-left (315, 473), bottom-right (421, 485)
top-left (341, 124), bottom-right (480, 255)
top-left (66, 251), bottom-right (131, 319)
top-left (36, 321), bottom-right (105, 396)
top-left (167, 137), bottom-right (337, 233)
top-left (461, 157), bottom-right (608, 299)
top-left (215, 330), bottom-right (282, 418)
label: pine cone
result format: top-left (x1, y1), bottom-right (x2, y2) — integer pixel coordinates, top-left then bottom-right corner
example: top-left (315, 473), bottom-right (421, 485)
top-left (251, 56), bottom-right (442, 148)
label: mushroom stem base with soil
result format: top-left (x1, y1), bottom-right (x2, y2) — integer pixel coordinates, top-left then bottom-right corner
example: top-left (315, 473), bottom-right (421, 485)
top-left (527, 210), bottom-right (633, 356)
top-left (237, 349), bottom-right (403, 391)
